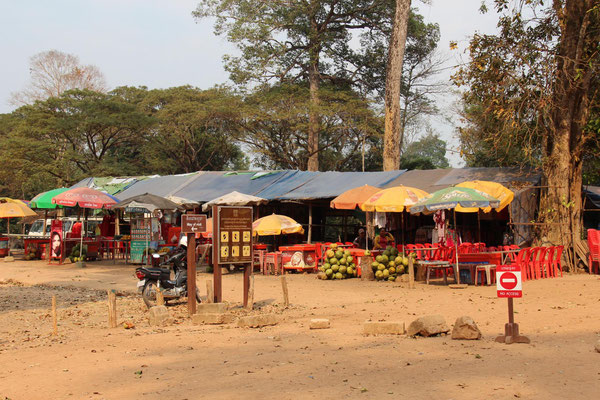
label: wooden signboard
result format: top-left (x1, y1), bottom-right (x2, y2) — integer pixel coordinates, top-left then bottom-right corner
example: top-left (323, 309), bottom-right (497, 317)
top-left (181, 214), bottom-right (207, 234)
top-left (212, 205), bottom-right (254, 304)
top-left (216, 206), bottom-right (253, 264)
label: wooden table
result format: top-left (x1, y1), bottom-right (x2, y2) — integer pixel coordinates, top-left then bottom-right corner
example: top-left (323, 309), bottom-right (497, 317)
top-left (417, 260), bottom-right (453, 285)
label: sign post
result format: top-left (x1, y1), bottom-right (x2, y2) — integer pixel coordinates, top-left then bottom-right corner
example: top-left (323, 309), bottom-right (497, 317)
top-left (495, 265), bottom-right (530, 344)
top-left (212, 206), bottom-right (253, 305)
top-left (181, 214), bottom-right (207, 316)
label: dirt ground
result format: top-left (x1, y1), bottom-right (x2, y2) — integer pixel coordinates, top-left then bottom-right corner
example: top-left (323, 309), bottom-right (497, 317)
top-left (0, 258), bottom-right (599, 400)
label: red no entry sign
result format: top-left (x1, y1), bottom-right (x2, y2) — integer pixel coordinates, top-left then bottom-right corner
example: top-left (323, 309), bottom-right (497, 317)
top-left (496, 265), bottom-right (522, 298)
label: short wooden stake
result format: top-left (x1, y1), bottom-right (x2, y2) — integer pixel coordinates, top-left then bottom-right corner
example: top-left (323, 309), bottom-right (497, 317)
top-left (408, 257), bottom-right (415, 289)
top-left (280, 275), bottom-right (289, 307)
top-left (107, 289), bottom-right (117, 328)
top-left (246, 275), bottom-right (254, 310)
top-left (206, 280), bottom-right (214, 303)
top-left (51, 295), bottom-right (58, 335)
top-left (156, 289), bottom-right (165, 306)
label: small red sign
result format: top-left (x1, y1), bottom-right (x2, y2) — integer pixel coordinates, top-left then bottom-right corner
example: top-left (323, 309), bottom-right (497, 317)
top-left (496, 265), bottom-right (522, 298)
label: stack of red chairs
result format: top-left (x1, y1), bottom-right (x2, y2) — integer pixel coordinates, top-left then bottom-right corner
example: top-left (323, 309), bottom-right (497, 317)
top-left (514, 246), bottom-right (564, 280)
top-left (588, 229), bottom-right (600, 274)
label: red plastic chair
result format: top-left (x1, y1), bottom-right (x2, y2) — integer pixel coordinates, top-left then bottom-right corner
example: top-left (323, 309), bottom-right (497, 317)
top-left (515, 248), bottom-right (532, 281)
top-left (529, 247), bottom-right (544, 279)
top-left (473, 243), bottom-right (485, 253)
top-left (543, 246), bottom-right (555, 278)
top-left (587, 229), bottom-right (600, 274)
top-left (553, 245), bottom-right (564, 277)
top-left (458, 243), bottom-right (471, 254)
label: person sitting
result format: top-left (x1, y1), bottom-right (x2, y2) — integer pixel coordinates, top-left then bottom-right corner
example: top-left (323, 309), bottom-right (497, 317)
top-left (352, 228), bottom-right (371, 249)
top-left (374, 228), bottom-right (395, 250)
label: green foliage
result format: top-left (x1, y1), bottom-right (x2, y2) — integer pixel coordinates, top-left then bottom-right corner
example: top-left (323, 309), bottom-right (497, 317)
top-left (238, 83), bottom-right (383, 171)
top-left (400, 131), bottom-right (449, 170)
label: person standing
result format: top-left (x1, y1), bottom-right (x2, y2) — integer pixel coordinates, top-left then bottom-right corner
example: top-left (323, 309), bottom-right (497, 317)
top-left (352, 228), bottom-right (371, 249)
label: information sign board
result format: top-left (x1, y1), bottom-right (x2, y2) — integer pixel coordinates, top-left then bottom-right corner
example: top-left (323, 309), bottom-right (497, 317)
top-left (181, 214), bottom-right (207, 234)
top-left (216, 206), bottom-right (252, 264)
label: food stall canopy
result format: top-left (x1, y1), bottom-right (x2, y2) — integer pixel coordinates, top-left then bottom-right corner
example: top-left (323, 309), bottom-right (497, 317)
top-left (276, 171), bottom-right (405, 200)
top-left (113, 193), bottom-right (182, 213)
top-left (202, 191), bottom-right (267, 211)
top-left (172, 171), bottom-right (288, 202)
top-left (115, 173), bottom-right (198, 200)
top-left (71, 176), bottom-right (144, 195)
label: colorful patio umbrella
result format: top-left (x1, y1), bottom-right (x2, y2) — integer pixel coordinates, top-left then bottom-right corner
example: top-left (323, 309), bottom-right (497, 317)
top-left (330, 185), bottom-right (381, 210)
top-left (455, 180), bottom-right (514, 213)
top-left (51, 187), bottom-right (118, 263)
top-left (30, 188), bottom-right (69, 209)
top-left (0, 198), bottom-right (38, 255)
top-left (360, 186), bottom-right (429, 212)
top-left (202, 191), bottom-right (267, 212)
top-left (52, 187), bottom-right (118, 209)
top-left (252, 214), bottom-right (304, 236)
top-left (112, 193), bottom-right (181, 213)
top-left (409, 187), bottom-right (500, 214)
top-left (409, 187), bottom-right (500, 284)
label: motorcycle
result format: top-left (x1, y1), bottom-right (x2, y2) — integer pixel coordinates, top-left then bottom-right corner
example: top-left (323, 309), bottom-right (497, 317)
top-left (135, 237), bottom-right (202, 308)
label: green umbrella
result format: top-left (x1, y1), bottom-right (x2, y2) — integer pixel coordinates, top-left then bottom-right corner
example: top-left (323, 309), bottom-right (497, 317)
top-left (409, 187), bottom-right (500, 284)
top-left (30, 188), bottom-right (69, 209)
top-left (409, 187), bottom-right (500, 214)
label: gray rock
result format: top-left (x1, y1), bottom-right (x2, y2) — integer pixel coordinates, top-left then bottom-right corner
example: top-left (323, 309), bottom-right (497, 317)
top-left (451, 316), bottom-right (482, 340)
top-left (407, 315), bottom-right (449, 337)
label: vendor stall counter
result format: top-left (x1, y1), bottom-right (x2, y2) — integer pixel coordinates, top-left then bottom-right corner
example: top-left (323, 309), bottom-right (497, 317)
top-left (0, 237), bottom-right (8, 257)
top-left (279, 244), bottom-right (318, 272)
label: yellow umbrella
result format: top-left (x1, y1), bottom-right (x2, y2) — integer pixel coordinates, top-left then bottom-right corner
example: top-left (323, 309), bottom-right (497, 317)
top-left (252, 214), bottom-right (304, 236)
top-left (360, 186), bottom-right (429, 212)
top-left (0, 198), bottom-right (38, 248)
top-left (455, 181), bottom-right (514, 212)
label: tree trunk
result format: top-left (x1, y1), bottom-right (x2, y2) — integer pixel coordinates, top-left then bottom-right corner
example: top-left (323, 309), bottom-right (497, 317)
top-left (383, 0), bottom-right (411, 171)
top-left (538, 0), bottom-right (595, 270)
top-left (307, 11), bottom-right (321, 172)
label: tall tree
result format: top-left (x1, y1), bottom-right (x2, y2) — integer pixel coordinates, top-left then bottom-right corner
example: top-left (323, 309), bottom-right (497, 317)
top-left (383, 0), bottom-right (411, 170)
top-left (237, 83), bottom-right (383, 171)
top-left (193, 0), bottom-right (393, 171)
top-left (10, 50), bottom-right (107, 107)
top-left (454, 0), bottom-right (600, 259)
top-left (400, 130), bottom-right (449, 170)
top-left (140, 86), bottom-right (248, 173)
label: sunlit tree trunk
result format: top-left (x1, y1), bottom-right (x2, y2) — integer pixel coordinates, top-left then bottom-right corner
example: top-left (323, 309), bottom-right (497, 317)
top-left (383, 0), bottom-right (411, 171)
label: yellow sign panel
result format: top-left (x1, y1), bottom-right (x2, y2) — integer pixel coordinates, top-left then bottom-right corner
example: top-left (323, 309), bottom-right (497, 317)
top-left (231, 246), bottom-right (239, 257)
top-left (220, 246), bottom-right (229, 258)
top-left (243, 231), bottom-right (251, 242)
top-left (221, 231), bottom-right (229, 242)
top-left (232, 231), bottom-right (240, 242)
top-left (243, 245), bottom-right (251, 257)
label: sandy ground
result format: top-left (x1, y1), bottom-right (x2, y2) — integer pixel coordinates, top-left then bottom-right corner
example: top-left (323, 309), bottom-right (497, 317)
top-left (0, 258), bottom-right (599, 400)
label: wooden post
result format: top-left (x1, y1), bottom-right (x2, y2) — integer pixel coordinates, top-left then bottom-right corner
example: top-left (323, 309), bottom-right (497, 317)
top-left (51, 295), bottom-right (58, 335)
top-left (243, 264), bottom-right (251, 308)
top-left (187, 232), bottom-right (197, 315)
top-left (360, 255), bottom-right (374, 281)
top-left (246, 275), bottom-right (254, 310)
top-left (205, 280), bottom-right (214, 303)
top-left (307, 203), bottom-right (313, 244)
top-left (156, 288), bottom-right (165, 306)
top-left (408, 256), bottom-right (415, 289)
top-left (107, 289), bottom-right (117, 328)
top-left (212, 205), bottom-right (222, 303)
top-left (280, 275), bottom-right (289, 307)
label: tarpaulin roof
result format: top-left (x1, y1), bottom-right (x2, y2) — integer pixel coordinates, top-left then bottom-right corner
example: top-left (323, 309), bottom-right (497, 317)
top-left (277, 171), bottom-right (406, 200)
top-left (72, 176), bottom-right (146, 195)
top-left (171, 171), bottom-right (289, 202)
top-left (584, 186), bottom-right (600, 209)
top-left (385, 167), bottom-right (540, 193)
top-left (115, 173), bottom-right (198, 200)
top-left (253, 171), bottom-right (320, 199)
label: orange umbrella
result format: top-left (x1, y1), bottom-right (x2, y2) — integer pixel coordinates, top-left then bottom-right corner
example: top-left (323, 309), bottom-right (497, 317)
top-left (330, 185), bottom-right (381, 210)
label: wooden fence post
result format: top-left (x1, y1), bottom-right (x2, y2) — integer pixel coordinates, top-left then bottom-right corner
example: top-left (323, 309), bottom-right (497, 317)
top-left (52, 295), bottom-right (58, 335)
top-left (281, 275), bottom-right (289, 307)
top-left (107, 289), bottom-right (117, 328)
top-left (206, 280), bottom-right (214, 303)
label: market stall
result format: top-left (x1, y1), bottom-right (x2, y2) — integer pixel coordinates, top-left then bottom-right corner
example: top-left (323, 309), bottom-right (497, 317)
top-left (0, 198), bottom-right (38, 258)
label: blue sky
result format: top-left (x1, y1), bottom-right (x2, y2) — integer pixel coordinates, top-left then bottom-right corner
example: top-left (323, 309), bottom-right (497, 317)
top-left (0, 0), bottom-right (501, 167)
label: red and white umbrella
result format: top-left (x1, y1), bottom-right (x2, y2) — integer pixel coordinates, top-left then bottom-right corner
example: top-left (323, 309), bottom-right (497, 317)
top-left (52, 187), bottom-right (117, 209)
